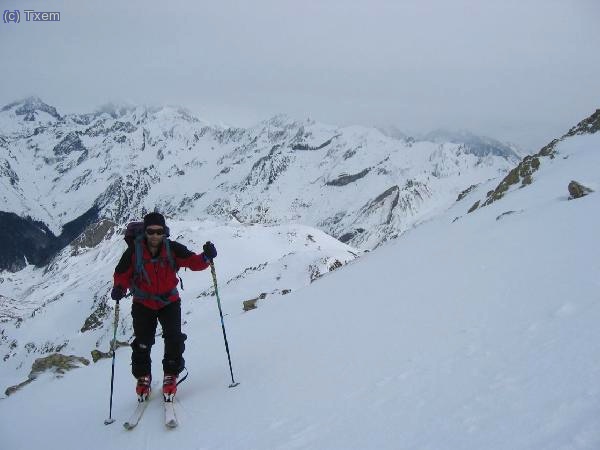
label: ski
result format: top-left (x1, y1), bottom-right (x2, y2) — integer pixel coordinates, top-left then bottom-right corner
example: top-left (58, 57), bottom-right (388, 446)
top-left (164, 399), bottom-right (178, 428)
top-left (123, 397), bottom-right (151, 430)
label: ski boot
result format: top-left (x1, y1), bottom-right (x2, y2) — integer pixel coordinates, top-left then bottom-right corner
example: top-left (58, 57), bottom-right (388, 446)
top-left (136, 374), bottom-right (152, 402)
top-left (163, 373), bottom-right (178, 402)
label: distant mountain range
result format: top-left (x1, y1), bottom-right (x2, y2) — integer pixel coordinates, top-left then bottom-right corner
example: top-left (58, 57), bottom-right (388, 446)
top-left (0, 96), bottom-right (521, 271)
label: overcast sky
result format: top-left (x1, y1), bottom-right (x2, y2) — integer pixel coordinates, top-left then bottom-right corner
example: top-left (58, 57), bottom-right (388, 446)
top-left (1, 0), bottom-right (599, 151)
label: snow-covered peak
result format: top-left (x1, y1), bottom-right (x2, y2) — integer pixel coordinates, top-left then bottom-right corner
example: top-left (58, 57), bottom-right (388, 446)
top-left (0, 96), bottom-right (62, 122)
top-left (0, 96), bottom-right (62, 135)
top-left (0, 99), bottom-right (520, 271)
top-left (421, 128), bottom-right (522, 160)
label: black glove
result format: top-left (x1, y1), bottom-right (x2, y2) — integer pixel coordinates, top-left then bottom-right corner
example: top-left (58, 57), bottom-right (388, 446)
top-left (111, 286), bottom-right (126, 301)
top-left (202, 241), bottom-right (217, 262)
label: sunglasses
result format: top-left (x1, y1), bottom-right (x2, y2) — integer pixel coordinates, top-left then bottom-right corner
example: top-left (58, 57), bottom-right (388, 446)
top-left (145, 228), bottom-right (165, 236)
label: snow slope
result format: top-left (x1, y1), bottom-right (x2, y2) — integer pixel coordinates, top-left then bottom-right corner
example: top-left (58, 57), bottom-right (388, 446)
top-left (0, 124), bottom-right (598, 449)
top-left (0, 220), bottom-right (358, 392)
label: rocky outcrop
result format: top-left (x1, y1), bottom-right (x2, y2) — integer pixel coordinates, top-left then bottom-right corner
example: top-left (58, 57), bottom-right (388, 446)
top-left (91, 341), bottom-right (129, 363)
top-left (326, 168), bottom-right (371, 186)
top-left (243, 293), bottom-right (267, 312)
top-left (243, 144), bottom-right (293, 188)
top-left (70, 219), bottom-right (117, 255)
top-left (568, 181), bottom-right (593, 199)
top-left (5, 353), bottom-right (90, 396)
top-left (53, 132), bottom-right (86, 156)
top-left (468, 109), bottom-right (600, 213)
top-left (474, 155), bottom-right (541, 209)
top-left (80, 299), bottom-right (110, 333)
top-left (564, 109), bottom-right (600, 137)
top-left (292, 136), bottom-right (336, 151)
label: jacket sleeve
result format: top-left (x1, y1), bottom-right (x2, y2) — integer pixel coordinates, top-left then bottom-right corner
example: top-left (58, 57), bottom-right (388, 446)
top-left (113, 247), bottom-right (134, 289)
top-left (170, 240), bottom-right (210, 271)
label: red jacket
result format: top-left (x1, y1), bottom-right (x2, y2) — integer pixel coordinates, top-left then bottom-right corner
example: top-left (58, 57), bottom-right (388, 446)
top-left (113, 239), bottom-right (209, 310)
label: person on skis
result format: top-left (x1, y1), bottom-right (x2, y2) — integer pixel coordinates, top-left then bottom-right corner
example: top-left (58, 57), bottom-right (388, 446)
top-left (110, 212), bottom-right (217, 401)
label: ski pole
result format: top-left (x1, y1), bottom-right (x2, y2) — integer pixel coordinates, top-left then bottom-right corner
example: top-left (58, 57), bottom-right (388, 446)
top-left (210, 260), bottom-right (240, 388)
top-left (104, 299), bottom-right (120, 425)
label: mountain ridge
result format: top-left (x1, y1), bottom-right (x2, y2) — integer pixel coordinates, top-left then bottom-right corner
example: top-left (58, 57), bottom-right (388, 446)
top-left (0, 98), bottom-right (519, 271)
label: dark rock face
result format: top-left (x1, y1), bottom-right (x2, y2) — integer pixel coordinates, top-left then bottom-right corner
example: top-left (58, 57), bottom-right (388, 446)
top-left (0, 212), bottom-right (60, 271)
top-left (0, 206), bottom-right (101, 272)
top-left (243, 144), bottom-right (292, 187)
top-left (326, 168), bottom-right (371, 187)
top-left (292, 137), bottom-right (335, 151)
top-left (565, 109), bottom-right (600, 137)
top-left (70, 219), bottom-right (117, 255)
top-left (53, 132), bottom-right (86, 156)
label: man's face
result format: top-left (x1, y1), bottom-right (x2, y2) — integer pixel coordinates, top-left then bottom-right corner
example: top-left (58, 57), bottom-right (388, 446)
top-left (145, 226), bottom-right (165, 247)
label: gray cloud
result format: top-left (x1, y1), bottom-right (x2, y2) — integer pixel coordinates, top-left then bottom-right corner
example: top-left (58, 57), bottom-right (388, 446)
top-left (1, 0), bottom-right (599, 151)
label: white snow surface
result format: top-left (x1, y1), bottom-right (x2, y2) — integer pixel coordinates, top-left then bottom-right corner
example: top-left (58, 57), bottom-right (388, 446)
top-left (0, 128), bottom-right (599, 448)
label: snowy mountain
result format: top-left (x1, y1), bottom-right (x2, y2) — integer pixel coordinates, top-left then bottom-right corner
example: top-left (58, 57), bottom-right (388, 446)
top-left (421, 128), bottom-right (523, 159)
top-left (0, 97), bottom-right (520, 271)
top-left (0, 109), bottom-right (598, 449)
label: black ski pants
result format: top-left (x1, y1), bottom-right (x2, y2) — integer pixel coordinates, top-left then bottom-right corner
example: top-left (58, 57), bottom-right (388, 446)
top-left (131, 300), bottom-right (187, 378)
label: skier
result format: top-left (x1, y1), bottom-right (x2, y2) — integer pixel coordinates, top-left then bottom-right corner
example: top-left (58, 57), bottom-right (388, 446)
top-left (110, 212), bottom-right (217, 401)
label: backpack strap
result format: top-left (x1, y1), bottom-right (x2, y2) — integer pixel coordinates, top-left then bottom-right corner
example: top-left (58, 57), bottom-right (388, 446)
top-left (134, 234), bottom-right (151, 284)
top-left (165, 239), bottom-right (184, 290)
top-left (164, 239), bottom-right (176, 272)
top-left (133, 238), bottom-right (184, 293)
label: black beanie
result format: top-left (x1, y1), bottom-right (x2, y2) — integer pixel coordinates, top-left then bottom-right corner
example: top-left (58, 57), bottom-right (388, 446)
top-left (143, 212), bottom-right (166, 229)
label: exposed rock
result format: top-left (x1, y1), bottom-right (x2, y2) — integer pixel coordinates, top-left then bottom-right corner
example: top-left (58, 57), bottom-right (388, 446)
top-left (91, 341), bottom-right (129, 363)
top-left (292, 136), bottom-right (336, 151)
top-left (496, 210), bottom-right (524, 221)
top-left (243, 293), bottom-right (267, 312)
top-left (326, 168), bottom-right (371, 187)
top-left (457, 184), bottom-right (478, 202)
top-left (565, 109), bottom-right (600, 137)
top-left (568, 181), bottom-right (593, 199)
top-left (243, 144), bottom-right (292, 187)
top-left (478, 155), bottom-right (540, 208)
top-left (80, 299), bottom-right (110, 333)
top-left (243, 298), bottom-right (258, 312)
top-left (5, 379), bottom-right (34, 396)
top-left (339, 228), bottom-right (365, 244)
top-left (5, 353), bottom-right (90, 396)
top-left (469, 109), bottom-right (600, 213)
top-left (30, 353), bottom-right (89, 375)
top-left (360, 186), bottom-right (400, 226)
top-left (328, 260), bottom-right (343, 272)
top-left (467, 200), bottom-right (480, 214)
top-left (53, 131), bottom-right (86, 156)
top-left (71, 219), bottom-right (118, 255)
